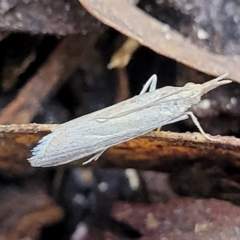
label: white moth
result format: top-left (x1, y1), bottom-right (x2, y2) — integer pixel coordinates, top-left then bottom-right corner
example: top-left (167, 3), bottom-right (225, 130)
top-left (28, 73), bottom-right (231, 167)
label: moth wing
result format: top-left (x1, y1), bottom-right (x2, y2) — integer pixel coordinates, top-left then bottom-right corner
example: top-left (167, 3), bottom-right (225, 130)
top-left (28, 84), bottom-right (187, 167)
top-left (97, 87), bottom-right (185, 121)
top-left (28, 125), bottom-right (106, 167)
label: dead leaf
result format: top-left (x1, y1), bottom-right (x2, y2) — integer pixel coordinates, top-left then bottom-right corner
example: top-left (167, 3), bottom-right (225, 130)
top-left (79, 0), bottom-right (240, 82)
top-left (111, 198), bottom-right (240, 240)
top-left (1, 124), bottom-right (240, 175)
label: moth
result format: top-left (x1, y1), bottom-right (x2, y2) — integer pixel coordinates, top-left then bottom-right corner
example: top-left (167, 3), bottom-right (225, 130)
top-left (28, 73), bottom-right (231, 167)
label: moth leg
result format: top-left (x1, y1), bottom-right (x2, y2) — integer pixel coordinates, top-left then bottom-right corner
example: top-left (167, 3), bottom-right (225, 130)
top-left (140, 74), bottom-right (157, 95)
top-left (82, 149), bottom-right (107, 165)
top-left (186, 111), bottom-right (215, 141)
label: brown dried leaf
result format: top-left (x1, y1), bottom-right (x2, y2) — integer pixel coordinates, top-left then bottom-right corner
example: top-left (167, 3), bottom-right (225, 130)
top-left (79, 0), bottom-right (240, 82)
top-left (0, 124), bottom-right (55, 177)
top-left (1, 124), bottom-right (240, 175)
top-left (101, 131), bottom-right (240, 171)
top-left (111, 198), bottom-right (240, 240)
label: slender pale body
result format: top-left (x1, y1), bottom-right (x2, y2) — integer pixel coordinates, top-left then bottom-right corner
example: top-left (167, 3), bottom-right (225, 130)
top-left (28, 74), bottom-right (231, 167)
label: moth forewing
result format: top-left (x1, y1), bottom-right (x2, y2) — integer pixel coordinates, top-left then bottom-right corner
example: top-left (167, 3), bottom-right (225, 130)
top-left (28, 73), bottom-right (231, 167)
top-left (29, 102), bottom-right (189, 167)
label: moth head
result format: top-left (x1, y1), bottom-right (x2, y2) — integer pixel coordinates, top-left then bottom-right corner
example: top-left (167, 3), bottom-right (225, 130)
top-left (182, 82), bottom-right (202, 104)
top-left (183, 73), bottom-right (231, 104)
